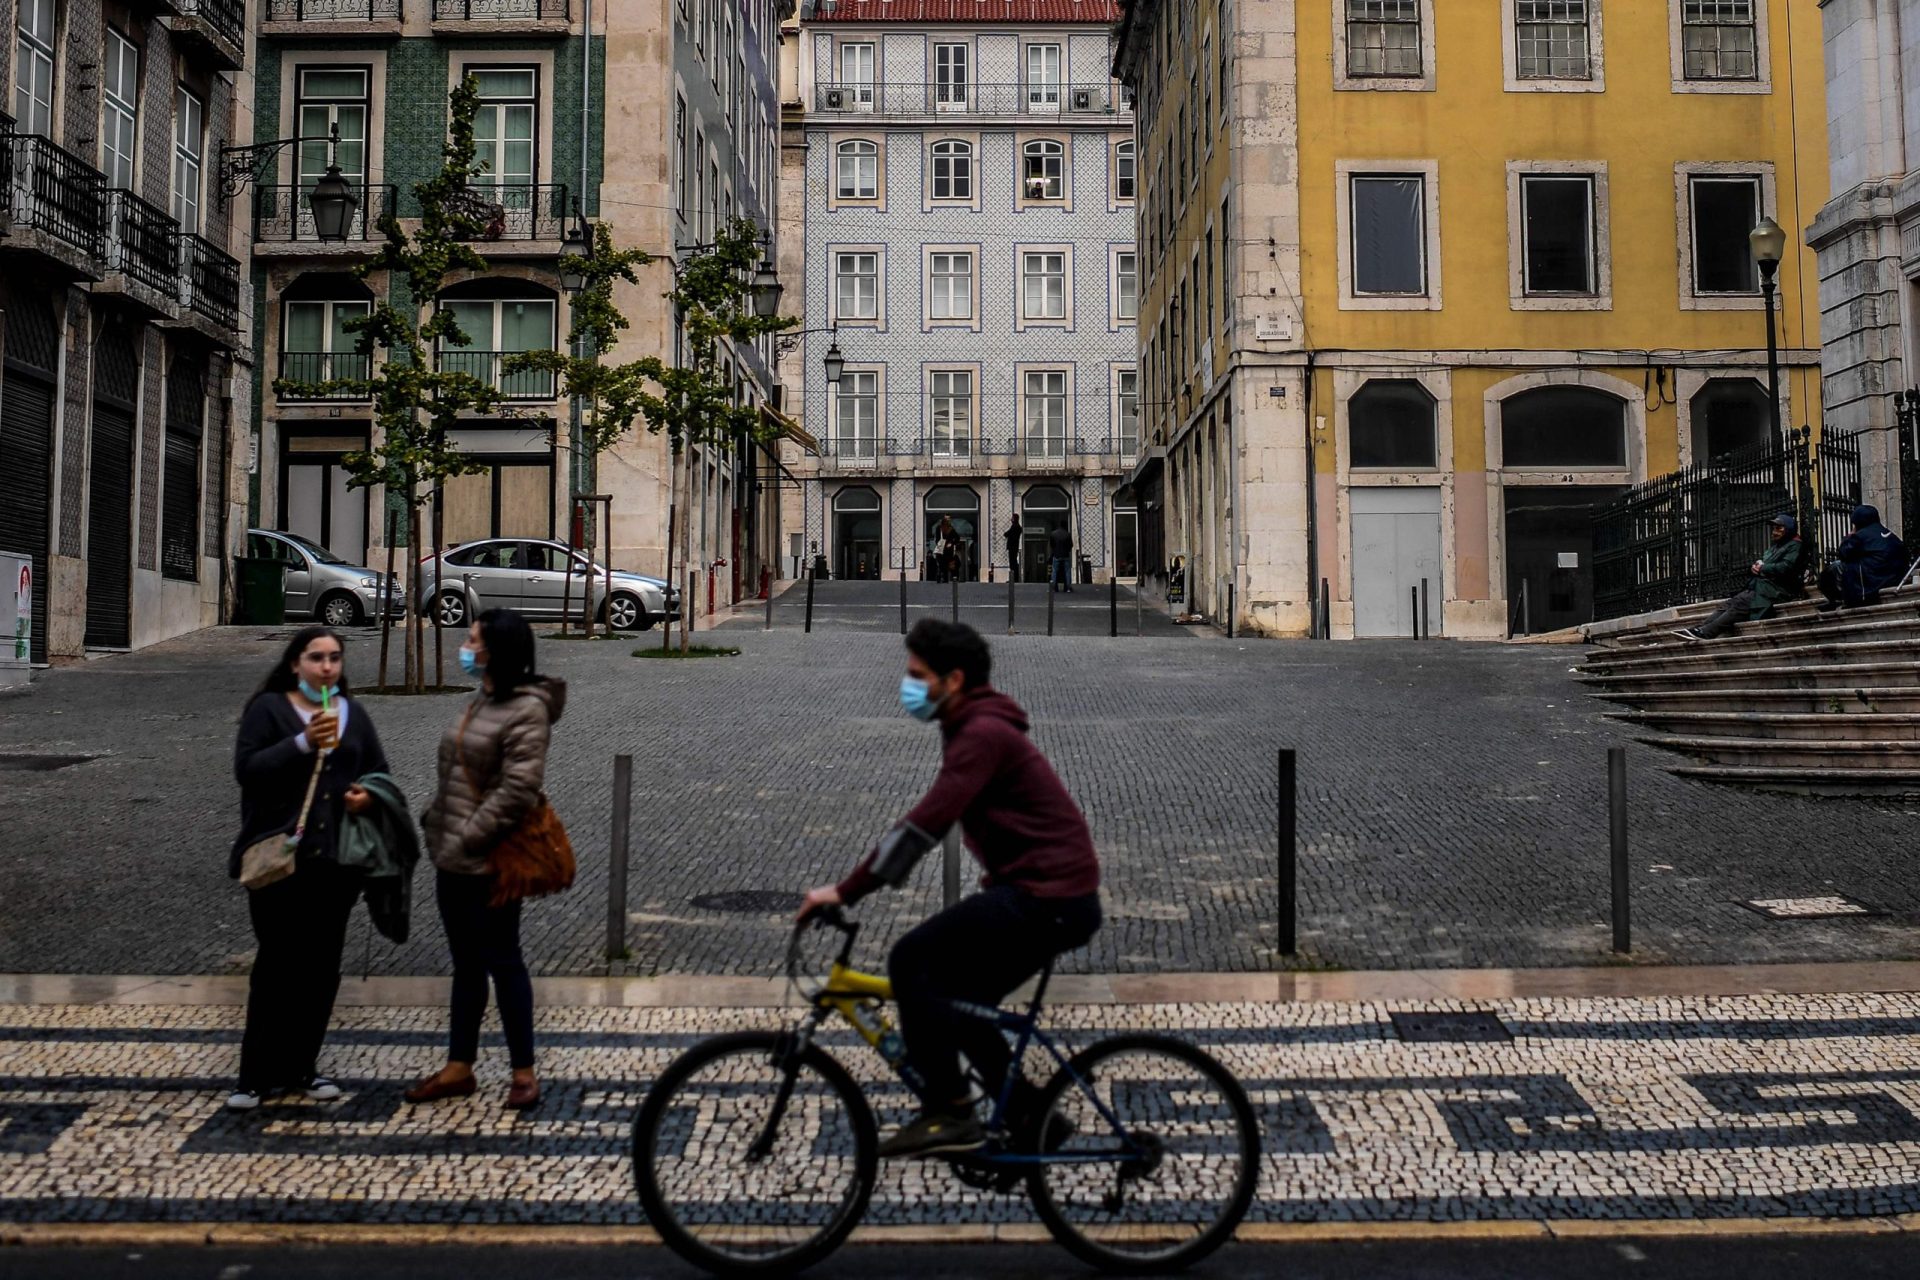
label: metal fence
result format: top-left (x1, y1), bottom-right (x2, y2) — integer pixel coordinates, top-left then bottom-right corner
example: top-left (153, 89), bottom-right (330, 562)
top-left (1899, 390), bottom-right (1920, 550)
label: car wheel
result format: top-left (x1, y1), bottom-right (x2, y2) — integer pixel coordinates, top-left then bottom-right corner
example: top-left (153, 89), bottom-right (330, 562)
top-left (438, 591), bottom-right (469, 628)
top-left (605, 592), bottom-right (642, 631)
top-left (318, 592), bottom-right (363, 629)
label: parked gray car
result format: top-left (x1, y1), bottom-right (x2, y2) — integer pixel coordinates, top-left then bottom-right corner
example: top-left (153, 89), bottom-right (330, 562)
top-left (246, 529), bottom-right (402, 628)
top-left (420, 538), bottom-right (680, 631)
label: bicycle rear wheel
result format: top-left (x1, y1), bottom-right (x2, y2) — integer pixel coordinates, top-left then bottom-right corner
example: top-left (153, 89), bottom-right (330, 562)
top-left (1026, 1033), bottom-right (1260, 1272)
top-left (633, 1031), bottom-right (878, 1276)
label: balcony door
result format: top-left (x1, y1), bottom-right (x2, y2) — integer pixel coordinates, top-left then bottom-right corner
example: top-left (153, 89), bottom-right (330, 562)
top-left (439, 296), bottom-right (556, 399)
top-left (470, 67), bottom-right (538, 211)
top-left (1025, 44), bottom-right (1061, 112)
top-left (101, 29), bottom-right (139, 191)
top-left (14, 0), bottom-right (55, 137)
top-left (296, 66), bottom-right (369, 236)
top-left (934, 43), bottom-right (968, 110)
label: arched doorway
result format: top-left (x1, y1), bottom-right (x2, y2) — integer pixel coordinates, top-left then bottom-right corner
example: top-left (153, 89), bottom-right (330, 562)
top-left (1499, 384), bottom-right (1631, 632)
top-left (1020, 484), bottom-right (1071, 583)
top-left (924, 485), bottom-right (979, 582)
top-left (1689, 378), bottom-right (1772, 462)
top-left (833, 485), bottom-right (882, 580)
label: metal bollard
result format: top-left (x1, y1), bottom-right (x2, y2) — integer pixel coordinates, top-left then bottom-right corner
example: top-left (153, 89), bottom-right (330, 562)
top-left (764, 579), bottom-right (774, 631)
top-left (688, 571), bottom-right (698, 634)
top-left (951, 573), bottom-right (959, 623)
top-left (1278, 748), bottom-right (1297, 957)
top-left (1411, 587), bottom-right (1420, 638)
top-left (1135, 575), bottom-right (1143, 635)
top-left (1046, 584), bottom-right (1055, 636)
top-left (942, 828), bottom-right (960, 907)
top-left (1421, 578), bottom-right (1431, 640)
top-left (1007, 573), bottom-right (1016, 635)
top-left (1609, 747), bottom-right (1630, 954)
top-left (899, 563), bottom-right (907, 636)
top-left (606, 754), bottom-right (633, 961)
top-left (1319, 577), bottom-right (1331, 640)
top-left (1227, 582), bottom-right (1236, 639)
top-left (1109, 575), bottom-right (1118, 637)
top-left (803, 568), bottom-right (815, 633)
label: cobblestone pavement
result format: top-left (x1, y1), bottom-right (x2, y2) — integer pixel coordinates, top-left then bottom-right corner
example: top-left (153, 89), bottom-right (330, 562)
top-left (0, 991), bottom-right (1916, 1225)
top-left (0, 617), bottom-right (1915, 976)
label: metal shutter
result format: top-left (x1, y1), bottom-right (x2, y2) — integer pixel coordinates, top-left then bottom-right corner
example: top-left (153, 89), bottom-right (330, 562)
top-left (83, 400), bottom-right (135, 649)
top-left (0, 373), bottom-right (54, 664)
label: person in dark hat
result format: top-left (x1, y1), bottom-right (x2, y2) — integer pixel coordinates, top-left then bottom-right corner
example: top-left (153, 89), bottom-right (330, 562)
top-left (1674, 513), bottom-right (1808, 641)
top-left (1817, 504), bottom-right (1908, 612)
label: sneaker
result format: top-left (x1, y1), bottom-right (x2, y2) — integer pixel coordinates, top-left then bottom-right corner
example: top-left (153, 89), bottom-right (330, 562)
top-left (1816, 601), bottom-right (1842, 613)
top-left (301, 1075), bottom-right (344, 1102)
top-left (1670, 627), bottom-right (1703, 641)
top-left (877, 1107), bottom-right (986, 1159)
top-left (225, 1088), bottom-right (263, 1112)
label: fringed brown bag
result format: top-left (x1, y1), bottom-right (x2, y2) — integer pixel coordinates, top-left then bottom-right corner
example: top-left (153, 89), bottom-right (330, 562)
top-left (455, 704), bottom-right (576, 909)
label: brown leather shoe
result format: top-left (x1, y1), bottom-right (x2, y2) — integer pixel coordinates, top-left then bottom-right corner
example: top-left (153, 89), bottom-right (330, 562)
top-left (505, 1078), bottom-right (540, 1110)
top-left (404, 1070), bottom-right (477, 1104)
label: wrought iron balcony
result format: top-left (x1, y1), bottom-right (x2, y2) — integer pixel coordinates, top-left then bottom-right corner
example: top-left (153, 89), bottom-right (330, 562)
top-left (267, 0), bottom-right (402, 17)
top-left (177, 232), bottom-right (241, 330)
top-left (171, 0), bottom-right (245, 67)
top-left (813, 82), bottom-right (1131, 117)
top-left (432, 0), bottom-right (568, 20)
top-left (105, 188), bottom-right (181, 296)
top-left (6, 131), bottom-right (108, 261)
top-left (446, 182), bottom-right (568, 243)
top-left (278, 350), bottom-right (374, 398)
top-left (252, 182), bottom-right (397, 244)
top-left (436, 349), bottom-right (556, 399)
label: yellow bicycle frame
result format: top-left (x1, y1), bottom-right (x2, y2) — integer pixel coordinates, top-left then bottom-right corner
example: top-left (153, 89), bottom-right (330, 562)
top-left (815, 962), bottom-right (894, 1049)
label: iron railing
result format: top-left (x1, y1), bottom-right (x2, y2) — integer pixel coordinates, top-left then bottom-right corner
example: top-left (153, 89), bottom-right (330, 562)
top-left (1901, 390), bottom-right (1920, 550)
top-left (436, 349), bottom-right (556, 399)
top-left (1814, 423), bottom-right (1865, 564)
top-left (813, 82), bottom-right (1130, 116)
top-left (446, 182), bottom-right (568, 241)
top-left (432, 0), bottom-right (568, 18)
top-left (177, 232), bottom-right (241, 329)
top-left (175, 0), bottom-right (246, 50)
top-left (6, 131), bottom-right (108, 259)
top-left (278, 350), bottom-right (373, 397)
top-left (266, 0), bottom-right (402, 17)
top-left (252, 182), bottom-right (397, 243)
top-left (105, 188), bottom-right (180, 295)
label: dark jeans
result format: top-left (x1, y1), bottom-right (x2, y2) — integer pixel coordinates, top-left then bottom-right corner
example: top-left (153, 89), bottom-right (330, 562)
top-left (1051, 556), bottom-right (1072, 590)
top-left (1819, 562), bottom-right (1888, 608)
top-left (436, 869), bottom-right (536, 1070)
top-left (888, 885), bottom-right (1102, 1108)
top-left (1694, 588), bottom-right (1776, 639)
top-left (239, 858), bottom-right (362, 1091)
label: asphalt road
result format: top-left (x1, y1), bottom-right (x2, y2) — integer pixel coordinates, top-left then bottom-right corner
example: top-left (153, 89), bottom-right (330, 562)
top-left (5, 1237), bottom-right (1917, 1279)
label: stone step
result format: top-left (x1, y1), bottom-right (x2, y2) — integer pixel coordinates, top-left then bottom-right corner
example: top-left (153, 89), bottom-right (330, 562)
top-left (1587, 686), bottom-right (1920, 714)
top-left (1594, 585), bottom-right (1920, 650)
top-left (1577, 638), bottom-right (1920, 680)
top-left (1584, 611), bottom-right (1920, 670)
top-left (1668, 764), bottom-right (1920, 797)
top-left (1583, 661), bottom-right (1920, 695)
top-left (1612, 711), bottom-right (1920, 741)
top-left (1637, 734), bottom-right (1920, 770)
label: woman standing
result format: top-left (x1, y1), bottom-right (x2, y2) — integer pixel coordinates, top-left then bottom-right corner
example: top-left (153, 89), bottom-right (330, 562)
top-left (409, 609), bottom-right (565, 1110)
top-left (229, 626), bottom-right (388, 1110)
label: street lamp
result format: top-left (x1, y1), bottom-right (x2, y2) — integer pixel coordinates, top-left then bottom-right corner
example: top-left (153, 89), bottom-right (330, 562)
top-left (218, 122), bottom-right (358, 244)
top-left (1749, 215), bottom-right (1787, 443)
top-left (751, 251), bottom-right (783, 319)
top-left (306, 164), bottom-right (358, 243)
top-left (560, 208), bottom-right (592, 293)
top-left (821, 333), bottom-right (844, 387)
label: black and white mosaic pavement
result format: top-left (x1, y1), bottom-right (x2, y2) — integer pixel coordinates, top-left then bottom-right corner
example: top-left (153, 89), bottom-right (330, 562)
top-left (0, 992), bottom-right (1915, 1225)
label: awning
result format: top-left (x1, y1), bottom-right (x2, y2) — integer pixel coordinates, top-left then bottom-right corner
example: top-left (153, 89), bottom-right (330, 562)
top-left (761, 404), bottom-right (819, 455)
top-left (1126, 445), bottom-right (1166, 488)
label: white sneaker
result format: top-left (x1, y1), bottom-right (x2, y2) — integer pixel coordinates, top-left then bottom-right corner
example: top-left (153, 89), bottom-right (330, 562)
top-left (302, 1075), bottom-right (344, 1102)
top-left (225, 1088), bottom-right (262, 1111)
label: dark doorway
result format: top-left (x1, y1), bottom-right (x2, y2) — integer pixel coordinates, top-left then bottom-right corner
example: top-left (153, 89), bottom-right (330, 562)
top-left (1690, 378), bottom-right (1773, 462)
top-left (1020, 484), bottom-right (1071, 584)
top-left (924, 484), bottom-right (979, 582)
top-left (0, 296), bottom-right (59, 664)
top-left (85, 324), bottom-right (140, 650)
top-left (1504, 485), bottom-right (1629, 634)
top-left (833, 485), bottom-right (882, 580)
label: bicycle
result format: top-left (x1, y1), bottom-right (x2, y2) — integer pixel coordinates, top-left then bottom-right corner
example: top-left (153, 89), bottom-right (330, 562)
top-left (632, 906), bottom-right (1260, 1276)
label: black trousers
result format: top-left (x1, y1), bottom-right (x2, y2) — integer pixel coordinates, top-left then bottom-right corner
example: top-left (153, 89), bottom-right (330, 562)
top-left (239, 859), bottom-right (362, 1091)
top-left (436, 869), bottom-right (536, 1069)
top-left (888, 885), bottom-right (1102, 1107)
top-left (1818, 563), bottom-right (1888, 608)
top-left (1694, 588), bottom-right (1774, 639)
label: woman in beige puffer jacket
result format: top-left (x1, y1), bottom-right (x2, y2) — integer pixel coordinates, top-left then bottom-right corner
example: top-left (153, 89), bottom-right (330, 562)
top-left (408, 608), bottom-right (564, 1111)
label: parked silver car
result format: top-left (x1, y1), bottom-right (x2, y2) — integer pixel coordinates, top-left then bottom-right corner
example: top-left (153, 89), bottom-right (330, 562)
top-left (247, 529), bottom-right (402, 628)
top-left (420, 538), bottom-right (680, 631)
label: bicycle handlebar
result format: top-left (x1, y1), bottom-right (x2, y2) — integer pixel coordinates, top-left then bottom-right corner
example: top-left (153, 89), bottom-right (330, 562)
top-left (785, 904), bottom-right (859, 990)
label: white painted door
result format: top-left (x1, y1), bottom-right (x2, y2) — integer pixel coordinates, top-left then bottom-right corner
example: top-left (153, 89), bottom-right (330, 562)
top-left (1351, 486), bottom-right (1442, 638)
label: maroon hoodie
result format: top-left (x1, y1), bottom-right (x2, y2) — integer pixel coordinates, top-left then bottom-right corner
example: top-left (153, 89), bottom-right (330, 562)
top-left (837, 687), bottom-right (1101, 904)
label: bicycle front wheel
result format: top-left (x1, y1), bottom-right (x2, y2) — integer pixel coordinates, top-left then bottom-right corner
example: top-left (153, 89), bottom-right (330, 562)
top-left (1026, 1033), bottom-right (1260, 1273)
top-left (633, 1031), bottom-right (879, 1276)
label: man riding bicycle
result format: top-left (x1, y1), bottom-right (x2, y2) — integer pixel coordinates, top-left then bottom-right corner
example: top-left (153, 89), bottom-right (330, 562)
top-left (798, 619), bottom-right (1102, 1158)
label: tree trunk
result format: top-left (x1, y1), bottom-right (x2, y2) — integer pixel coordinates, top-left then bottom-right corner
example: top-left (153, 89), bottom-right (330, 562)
top-left (432, 487), bottom-right (444, 689)
top-left (378, 506), bottom-right (396, 689)
top-left (680, 442), bottom-right (694, 654)
top-left (662, 443), bottom-right (679, 652)
top-left (561, 500), bottom-right (576, 636)
top-left (409, 500), bottom-right (424, 694)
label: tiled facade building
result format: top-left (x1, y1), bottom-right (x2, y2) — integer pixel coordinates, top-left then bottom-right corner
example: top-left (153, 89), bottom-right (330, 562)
top-left (0, 0), bottom-right (253, 661)
top-left (779, 0), bottom-right (1138, 584)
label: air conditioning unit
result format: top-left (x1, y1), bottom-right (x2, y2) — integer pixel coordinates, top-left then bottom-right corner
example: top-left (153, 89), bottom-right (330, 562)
top-left (1071, 89), bottom-right (1093, 111)
top-left (824, 88), bottom-right (846, 109)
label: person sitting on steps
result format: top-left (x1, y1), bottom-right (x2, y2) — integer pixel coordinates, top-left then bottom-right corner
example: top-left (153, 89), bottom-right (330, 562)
top-left (1674, 513), bottom-right (1808, 641)
top-left (1817, 504), bottom-right (1907, 613)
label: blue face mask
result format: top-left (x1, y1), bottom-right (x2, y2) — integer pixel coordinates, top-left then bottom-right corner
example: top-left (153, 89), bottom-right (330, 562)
top-left (297, 679), bottom-right (336, 705)
top-left (458, 647), bottom-right (485, 679)
top-left (899, 676), bottom-right (944, 723)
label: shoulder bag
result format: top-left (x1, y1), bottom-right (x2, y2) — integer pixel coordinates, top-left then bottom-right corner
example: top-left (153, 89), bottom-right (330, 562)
top-left (455, 703), bottom-right (576, 909)
top-left (240, 747), bottom-right (327, 890)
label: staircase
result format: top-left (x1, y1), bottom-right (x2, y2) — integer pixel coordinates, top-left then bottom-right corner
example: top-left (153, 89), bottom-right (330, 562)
top-left (1578, 586), bottom-right (1920, 795)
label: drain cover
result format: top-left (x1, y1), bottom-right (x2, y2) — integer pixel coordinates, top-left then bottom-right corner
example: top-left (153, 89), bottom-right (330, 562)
top-left (690, 890), bottom-right (803, 914)
top-left (0, 754), bottom-right (94, 772)
top-left (1388, 1011), bottom-right (1512, 1043)
top-left (1740, 895), bottom-right (1879, 920)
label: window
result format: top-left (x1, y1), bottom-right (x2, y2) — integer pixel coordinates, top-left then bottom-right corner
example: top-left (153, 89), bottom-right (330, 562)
top-left (283, 300), bottom-right (374, 392)
top-left (161, 359), bottom-right (206, 582)
top-left (928, 252), bottom-right (973, 321)
top-left (1350, 174), bottom-right (1427, 296)
top-left (101, 29), bottom-right (139, 190)
top-left (836, 139), bottom-right (877, 199)
top-left (14, 0), bottom-right (54, 136)
top-left (1118, 368), bottom-right (1139, 454)
top-left (1690, 378), bottom-right (1772, 460)
top-left (1023, 251), bottom-right (1067, 321)
top-left (1689, 175), bottom-right (1761, 294)
top-left (1115, 140), bottom-right (1135, 201)
top-left (1516, 2), bottom-right (1592, 79)
top-left (835, 251), bottom-right (880, 321)
top-left (1023, 140), bottom-right (1064, 201)
top-left (173, 87), bottom-right (204, 231)
top-left (1348, 380), bottom-right (1437, 468)
top-left (674, 93), bottom-right (687, 220)
top-left (1501, 386), bottom-right (1626, 467)
top-left (438, 298), bottom-right (558, 398)
top-left (1521, 175), bottom-right (1596, 294)
top-left (839, 41), bottom-right (875, 106)
top-left (470, 67), bottom-right (537, 202)
top-left (930, 370), bottom-right (973, 456)
top-left (1026, 44), bottom-right (1062, 109)
top-left (836, 370), bottom-right (878, 458)
top-left (1683, 0), bottom-right (1757, 81)
top-left (930, 139), bottom-right (972, 200)
top-left (298, 68), bottom-right (369, 190)
top-left (1115, 251), bottom-right (1138, 321)
top-left (1024, 371), bottom-right (1067, 458)
top-left (934, 42), bottom-right (969, 108)
top-left (1347, 1), bottom-right (1422, 78)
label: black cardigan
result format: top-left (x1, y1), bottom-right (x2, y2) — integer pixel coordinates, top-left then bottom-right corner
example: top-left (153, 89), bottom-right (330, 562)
top-left (230, 692), bottom-right (391, 878)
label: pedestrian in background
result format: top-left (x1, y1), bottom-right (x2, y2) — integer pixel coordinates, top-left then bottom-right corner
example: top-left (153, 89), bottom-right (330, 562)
top-left (229, 625), bottom-right (389, 1111)
top-left (409, 609), bottom-right (566, 1111)
top-left (1004, 515), bottom-right (1023, 583)
top-left (1049, 522), bottom-right (1074, 593)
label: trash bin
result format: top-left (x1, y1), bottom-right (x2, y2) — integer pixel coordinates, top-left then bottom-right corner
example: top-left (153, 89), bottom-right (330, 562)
top-left (233, 557), bottom-right (287, 625)
top-left (1078, 553), bottom-right (1093, 585)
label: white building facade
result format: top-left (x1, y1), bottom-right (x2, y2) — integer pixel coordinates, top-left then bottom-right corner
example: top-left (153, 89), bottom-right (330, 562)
top-left (781, 0), bottom-right (1138, 583)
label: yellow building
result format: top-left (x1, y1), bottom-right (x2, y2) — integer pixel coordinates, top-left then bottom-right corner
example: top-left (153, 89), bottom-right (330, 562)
top-left (1118, 0), bottom-right (1827, 638)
